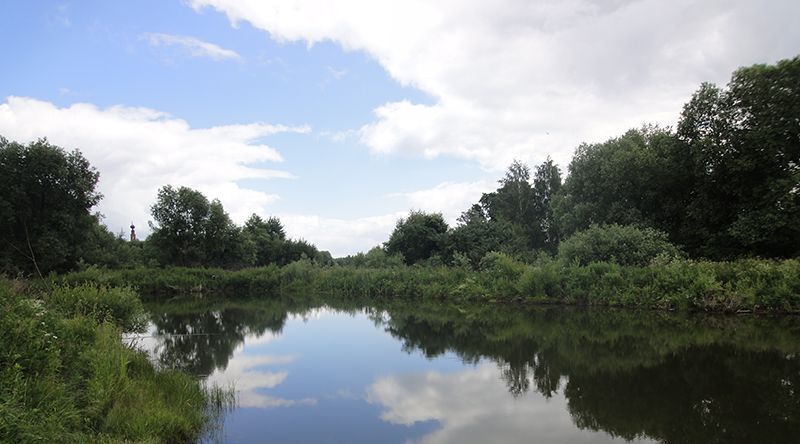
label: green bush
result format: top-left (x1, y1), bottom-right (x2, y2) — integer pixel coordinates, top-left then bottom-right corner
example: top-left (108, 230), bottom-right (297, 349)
top-left (558, 224), bottom-right (683, 266)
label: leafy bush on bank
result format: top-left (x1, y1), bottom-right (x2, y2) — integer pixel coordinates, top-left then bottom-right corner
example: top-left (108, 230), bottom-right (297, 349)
top-left (557, 224), bottom-right (683, 266)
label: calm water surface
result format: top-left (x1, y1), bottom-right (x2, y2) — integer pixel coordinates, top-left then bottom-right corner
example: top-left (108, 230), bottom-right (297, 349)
top-left (135, 298), bottom-right (800, 443)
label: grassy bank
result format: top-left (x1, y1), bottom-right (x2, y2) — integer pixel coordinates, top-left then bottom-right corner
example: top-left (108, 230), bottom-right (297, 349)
top-left (61, 255), bottom-right (800, 313)
top-left (0, 280), bottom-right (231, 443)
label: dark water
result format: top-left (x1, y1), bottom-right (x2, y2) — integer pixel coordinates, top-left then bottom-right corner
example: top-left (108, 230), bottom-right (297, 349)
top-left (135, 297), bottom-right (800, 444)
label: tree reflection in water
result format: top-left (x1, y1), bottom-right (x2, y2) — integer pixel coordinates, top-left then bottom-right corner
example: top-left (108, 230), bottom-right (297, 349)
top-left (147, 299), bottom-right (289, 376)
top-left (144, 296), bottom-right (800, 443)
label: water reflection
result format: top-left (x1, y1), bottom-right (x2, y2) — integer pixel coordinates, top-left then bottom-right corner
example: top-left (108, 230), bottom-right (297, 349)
top-left (147, 301), bottom-right (288, 376)
top-left (367, 363), bottom-right (652, 444)
top-left (140, 297), bottom-right (800, 443)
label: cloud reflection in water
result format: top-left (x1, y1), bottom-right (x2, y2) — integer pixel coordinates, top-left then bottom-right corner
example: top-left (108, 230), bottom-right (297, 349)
top-left (367, 363), bottom-right (655, 444)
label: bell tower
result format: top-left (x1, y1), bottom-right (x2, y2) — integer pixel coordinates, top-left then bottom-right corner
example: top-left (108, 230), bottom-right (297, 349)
top-left (130, 223), bottom-right (137, 242)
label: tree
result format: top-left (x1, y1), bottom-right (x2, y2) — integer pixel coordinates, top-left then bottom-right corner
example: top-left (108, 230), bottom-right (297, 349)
top-left (531, 157), bottom-right (562, 252)
top-left (148, 186), bottom-right (244, 267)
top-left (385, 211), bottom-right (449, 265)
top-left (204, 199), bottom-right (247, 268)
top-left (552, 127), bottom-right (692, 245)
top-left (478, 160), bottom-right (541, 254)
top-left (242, 214), bottom-right (281, 266)
top-left (480, 160), bottom-right (535, 227)
top-left (0, 137), bottom-right (102, 275)
top-left (450, 204), bottom-right (511, 268)
top-left (677, 57), bottom-right (800, 258)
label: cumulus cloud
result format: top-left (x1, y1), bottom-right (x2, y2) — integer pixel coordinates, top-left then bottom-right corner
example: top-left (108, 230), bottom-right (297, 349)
top-left (0, 96), bottom-right (487, 256)
top-left (281, 180), bottom-right (496, 256)
top-left (142, 32), bottom-right (242, 61)
top-left (367, 363), bottom-right (655, 444)
top-left (279, 212), bottom-right (406, 257)
top-left (388, 180), bottom-right (496, 225)
top-left (188, 0), bottom-right (800, 169)
top-left (0, 96), bottom-right (306, 234)
top-left (205, 347), bottom-right (318, 408)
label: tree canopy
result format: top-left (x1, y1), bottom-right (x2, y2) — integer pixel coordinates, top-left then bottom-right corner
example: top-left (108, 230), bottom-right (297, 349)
top-left (676, 57), bottom-right (800, 257)
top-left (0, 138), bottom-right (102, 274)
top-left (148, 185), bottom-right (245, 267)
top-left (385, 211), bottom-right (449, 265)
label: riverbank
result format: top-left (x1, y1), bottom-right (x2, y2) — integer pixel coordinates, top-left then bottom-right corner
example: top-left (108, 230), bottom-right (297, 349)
top-left (0, 280), bottom-right (232, 443)
top-left (60, 255), bottom-right (800, 313)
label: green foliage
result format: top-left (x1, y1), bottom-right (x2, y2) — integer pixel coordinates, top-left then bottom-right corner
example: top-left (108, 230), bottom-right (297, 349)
top-left (449, 158), bottom-right (562, 266)
top-left (553, 126), bottom-right (691, 240)
top-left (241, 213), bottom-right (329, 267)
top-left (531, 158), bottom-right (562, 252)
top-left (44, 284), bottom-right (147, 332)
top-left (335, 246), bottom-right (405, 268)
top-left (481, 160), bottom-right (536, 228)
top-left (0, 280), bottom-right (229, 443)
top-left (449, 204), bottom-right (513, 268)
top-left (148, 186), bottom-right (246, 268)
top-left (77, 223), bottom-right (147, 269)
top-left (83, 324), bottom-right (209, 443)
top-left (0, 138), bottom-right (102, 275)
top-left (242, 214), bottom-right (285, 266)
top-left (60, 256), bottom-right (800, 313)
top-left (385, 210), bottom-right (449, 264)
top-left (552, 56), bottom-right (800, 259)
top-left (478, 252), bottom-right (527, 297)
top-left (557, 224), bottom-right (683, 266)
top-left (676, 57), bottom-right (800, 258)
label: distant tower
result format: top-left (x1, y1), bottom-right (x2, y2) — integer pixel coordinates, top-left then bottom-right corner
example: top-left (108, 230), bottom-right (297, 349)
top-left (130, 223), bottom-right (137, 242)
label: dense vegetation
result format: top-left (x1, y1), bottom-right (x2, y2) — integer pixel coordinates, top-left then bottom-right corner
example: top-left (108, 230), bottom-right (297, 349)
top-left (0, 280), bottom-right (231, 442)
top-left (60, 256), bottom-right (800, 312)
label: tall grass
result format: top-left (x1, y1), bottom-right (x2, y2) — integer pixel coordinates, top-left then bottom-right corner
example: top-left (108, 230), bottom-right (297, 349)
top-left (60, 256), bottom-right (800, 312)
top-left (0, 280), bottom-right (234, 443)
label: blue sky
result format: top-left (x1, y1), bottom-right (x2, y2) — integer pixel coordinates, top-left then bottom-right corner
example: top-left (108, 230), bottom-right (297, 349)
top-left (2, 0), bottom-right (798, 255)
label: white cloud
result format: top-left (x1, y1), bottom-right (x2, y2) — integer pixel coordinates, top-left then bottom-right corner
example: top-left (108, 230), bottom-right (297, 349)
top-left (188, 0), bottom-right (800, 169)
top-left (281, 180), bottom-right (497, 257)
top-left (388, 180), bottom-right (496, 225)
top-left (0, 97), bottom-right (487, 256)
top-left (205, 347), bottom-right (318, 408)
top-left (0, 96), bottom-right (306, 235)
top-left (142, 32), bottom-right (242, 61)
top-left (367, 363), bottom-right (656, 444)
top-left (279, 212), bottom-right (406, 257)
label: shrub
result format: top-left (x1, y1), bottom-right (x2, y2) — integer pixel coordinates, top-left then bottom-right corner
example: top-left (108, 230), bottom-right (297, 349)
top-left (558, 224), bottom-right (682, 266)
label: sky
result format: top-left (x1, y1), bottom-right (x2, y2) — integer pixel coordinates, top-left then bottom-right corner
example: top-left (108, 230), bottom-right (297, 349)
top-left (1, 0), bottom-right (798, 256)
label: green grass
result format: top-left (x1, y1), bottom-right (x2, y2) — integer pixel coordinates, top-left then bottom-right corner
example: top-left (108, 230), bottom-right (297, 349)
top-left (0, 280), bottom-right (233, 443)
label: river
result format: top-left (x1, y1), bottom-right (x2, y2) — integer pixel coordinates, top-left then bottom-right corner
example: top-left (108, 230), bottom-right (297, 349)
top-left (131, 296), bottom-right (800, 443)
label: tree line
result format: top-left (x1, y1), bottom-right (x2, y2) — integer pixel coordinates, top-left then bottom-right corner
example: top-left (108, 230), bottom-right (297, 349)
top-left (352, 56), bottom-right (800, 266)
top-left (0, 138), bottom-right (331, 275)
top-left (1, 56), bottom-right (797, 275)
